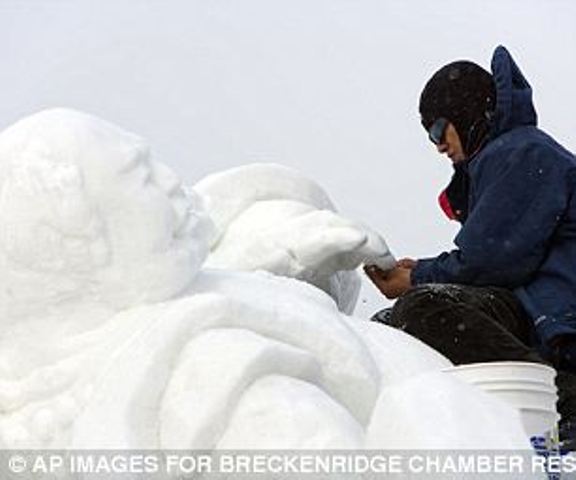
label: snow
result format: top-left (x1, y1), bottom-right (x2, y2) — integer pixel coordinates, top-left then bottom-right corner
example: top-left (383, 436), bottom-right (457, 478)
top-left (0, 108), bottom-right (213, 316)
top-left (0, 109), bottom-right (531, 451)
top-left (366, 372), bottom-right (529, 449)
top-left (345, 318), bottom-right (452, 385)
top-left (195, 163), bottom-right (395, 314)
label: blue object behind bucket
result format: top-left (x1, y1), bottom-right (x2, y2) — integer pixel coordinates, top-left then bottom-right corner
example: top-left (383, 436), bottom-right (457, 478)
top-left (531, 434), bottom-right (561, 480)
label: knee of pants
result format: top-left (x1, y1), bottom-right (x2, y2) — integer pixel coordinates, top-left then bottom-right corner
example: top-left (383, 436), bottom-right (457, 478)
top-left (388, 284), bottom-right (472, 333)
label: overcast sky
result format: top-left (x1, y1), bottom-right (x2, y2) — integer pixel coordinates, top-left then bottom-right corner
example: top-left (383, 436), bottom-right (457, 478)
top-left (1, 0), bottom-right (574, 316)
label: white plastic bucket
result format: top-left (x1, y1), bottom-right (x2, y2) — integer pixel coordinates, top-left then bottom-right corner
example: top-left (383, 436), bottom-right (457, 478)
top-left (445, 361), bottom-right (556, 385)
top-left (444, 361), bottom-right (559, 437)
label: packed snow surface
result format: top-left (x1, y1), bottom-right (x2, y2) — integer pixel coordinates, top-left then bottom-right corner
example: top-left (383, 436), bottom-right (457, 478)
top-left (0, 109), bottom-right (531, 451)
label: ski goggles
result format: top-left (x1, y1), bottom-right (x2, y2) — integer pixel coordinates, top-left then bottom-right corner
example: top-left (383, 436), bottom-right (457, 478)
top-left (427, 117), bottom-right (449, 145)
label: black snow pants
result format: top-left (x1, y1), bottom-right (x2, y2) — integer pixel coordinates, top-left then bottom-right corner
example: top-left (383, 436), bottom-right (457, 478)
top-left (373, 284), bottom-right (576, 435)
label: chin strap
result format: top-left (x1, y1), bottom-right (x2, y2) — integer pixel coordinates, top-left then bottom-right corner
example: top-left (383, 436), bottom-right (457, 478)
top-left (464, 110), bottom-right (494, 156)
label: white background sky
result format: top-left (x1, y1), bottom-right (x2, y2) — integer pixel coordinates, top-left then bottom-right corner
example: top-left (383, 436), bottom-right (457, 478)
top-left (1, 0), bottom-right (574, 317)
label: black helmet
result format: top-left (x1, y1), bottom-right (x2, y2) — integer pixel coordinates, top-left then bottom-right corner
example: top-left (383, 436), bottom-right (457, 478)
top-left (419, 61), bottom-right (496, 155)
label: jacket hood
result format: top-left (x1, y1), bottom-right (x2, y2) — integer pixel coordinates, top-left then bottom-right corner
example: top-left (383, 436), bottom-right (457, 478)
top-left (491, 46), bottom-right (537, 135)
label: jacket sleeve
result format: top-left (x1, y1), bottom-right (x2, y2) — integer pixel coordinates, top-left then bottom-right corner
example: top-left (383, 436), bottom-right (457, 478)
top-left (412, 144), bottom-right (571, 287)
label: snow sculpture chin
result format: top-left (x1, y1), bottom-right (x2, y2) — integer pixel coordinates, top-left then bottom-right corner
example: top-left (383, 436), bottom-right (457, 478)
top-left (0, 109), bottom-right (530, 452)
top-left (195, 164), bottom-right (395, 314)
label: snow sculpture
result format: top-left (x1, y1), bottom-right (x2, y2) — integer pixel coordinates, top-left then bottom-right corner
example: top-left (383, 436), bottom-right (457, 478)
top-left (0, 108), bottom-right (212, 315)
top-left (194, 164), bottom-right (395, 314)
top-left (0, 109), bottom-right (530, 452)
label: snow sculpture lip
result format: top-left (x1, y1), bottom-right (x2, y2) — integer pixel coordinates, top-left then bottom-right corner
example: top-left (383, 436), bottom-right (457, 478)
top-left (0, 108), bottom-right (213, 314)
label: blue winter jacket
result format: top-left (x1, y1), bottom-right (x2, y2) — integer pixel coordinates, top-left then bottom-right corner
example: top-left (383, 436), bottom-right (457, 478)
top-left (412, 46), bottom-right (576, 349)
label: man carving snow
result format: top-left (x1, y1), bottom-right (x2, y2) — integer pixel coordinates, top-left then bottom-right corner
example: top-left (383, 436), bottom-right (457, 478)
top-left (365, 45), bottom-right (576, 447)
top-left (0, 108), bottom-right (531, 451)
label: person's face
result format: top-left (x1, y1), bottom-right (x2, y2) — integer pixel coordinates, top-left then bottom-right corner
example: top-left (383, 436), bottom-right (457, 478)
top-left (434, 122), bottom-right (466, 164)
top-left (88, 137), bottom-right (211, 305)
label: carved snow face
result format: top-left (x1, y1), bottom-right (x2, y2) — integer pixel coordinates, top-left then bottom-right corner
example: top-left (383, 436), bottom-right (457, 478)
top-left (0, 109), bottom-right (212, 314)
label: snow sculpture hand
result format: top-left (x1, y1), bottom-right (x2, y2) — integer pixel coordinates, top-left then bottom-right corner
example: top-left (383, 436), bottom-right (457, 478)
top-left (194, 164), bottom-right (394, 313)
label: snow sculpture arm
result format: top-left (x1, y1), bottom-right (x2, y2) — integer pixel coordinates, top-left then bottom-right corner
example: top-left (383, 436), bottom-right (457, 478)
top-left (157, 277), bottom-right (381, 450)
top-left (194, 164), bottom-right (394, 313)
